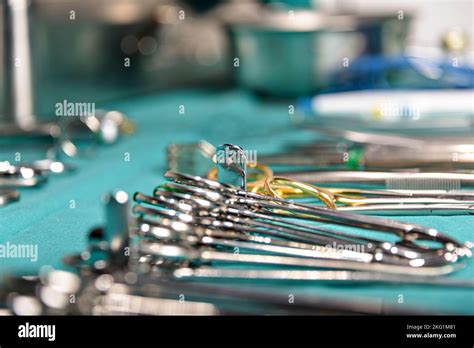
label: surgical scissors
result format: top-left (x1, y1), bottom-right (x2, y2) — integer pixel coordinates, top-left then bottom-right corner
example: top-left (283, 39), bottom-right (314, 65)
top-left (211, 164), bottom-right (474, 215)
top-left (163, 171), bottom-right (472, 258)
top-left (133, 216), bottom-right (464, 276)
top-left (263, 176), bottom-right (474, 215)
top-left (134, 190), bottom-right (459, 266)
top-left (130, 173), bottom-right (473, 293)
top-left (129, 177), bottom-right (472, 289)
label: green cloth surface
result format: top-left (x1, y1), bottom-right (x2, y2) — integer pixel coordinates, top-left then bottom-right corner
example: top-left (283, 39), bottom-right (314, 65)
top-left (0, 89), bottom-right (473, 314)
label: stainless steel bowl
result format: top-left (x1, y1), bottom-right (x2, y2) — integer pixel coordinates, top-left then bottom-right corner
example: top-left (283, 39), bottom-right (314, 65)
top-left (228, 10), bottom-right (410, 97)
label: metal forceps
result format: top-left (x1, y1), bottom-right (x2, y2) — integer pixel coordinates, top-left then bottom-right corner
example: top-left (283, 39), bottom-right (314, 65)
top-left (161, 171), bottom-right (472, 260)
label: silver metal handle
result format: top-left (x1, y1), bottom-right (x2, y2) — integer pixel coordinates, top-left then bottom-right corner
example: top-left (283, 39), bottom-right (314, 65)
top-left (5, 0), bottom-right (35, 128)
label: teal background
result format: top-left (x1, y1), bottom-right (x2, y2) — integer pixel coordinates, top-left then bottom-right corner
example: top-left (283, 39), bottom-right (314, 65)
top-left (0, 89), bottom-right (473, 314)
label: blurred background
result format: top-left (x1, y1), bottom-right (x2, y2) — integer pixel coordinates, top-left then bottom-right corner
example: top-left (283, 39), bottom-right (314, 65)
top-left (0, 0), bottom-right (473, 121)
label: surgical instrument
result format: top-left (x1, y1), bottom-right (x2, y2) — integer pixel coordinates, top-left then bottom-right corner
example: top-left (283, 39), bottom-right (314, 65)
top-left (132, 192), bottom-right (469, 283)
top-left (136, 236), bottom-right (462, 277)
top-left (0, 161), bottom-right (48, 187)
top-left (4, 0), bottom-right (35, 129)
top-left (0, 159), bottom-right (76, 175)
top-left (173, 268), bottom-right (474, 288)
top-left (14, 159), bottom-right (77, 174)
top-left (300, 125), bottom-right (474, 147)
top-left (162, 171), bottom-right (472, 258)
top-left (262, 176), bottom-right (474, 215)
top-left (2, 186), bottom-right (465, 317)
top-left (260, 143), bottom-right (474, 170)
top-left (1, 110), bottom-right (134, 160)
top-left (274, 170), bottom-right (474, 190)
top-left (299, 89), bottom-right (474, 122)
top-left (209, 163), bottom-right (474, 209)
top-left (58, 110), bottom-right (135, 158)
top-left (34, 190), bottom-right (443, 315)
top-left (0, 189), bottom-right (20, 206)
top-left (131, 180), bottom-right (470, 294)
top-left (2, 268), bottom-right (432, 315)
top-left (133, 190), bottom-right (464, 266)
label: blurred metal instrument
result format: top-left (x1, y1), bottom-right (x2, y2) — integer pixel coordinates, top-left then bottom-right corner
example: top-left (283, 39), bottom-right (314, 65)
top-left (0, 188), bottom-right (19, 206)
top-left (261, 143), bottom-right (474, 170)
top-left (2, 269), bottom-right (432, 315)
top-left (0, 161), bottom-right (47, 187)
top-left (174, 268), bottom-right (474, 288)
top-left (274, 170), bottom-right (474, 190)
top-left (4, 0), bottom-right (35, 128)
top-left (58, 110), bottom-right (134, 158)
